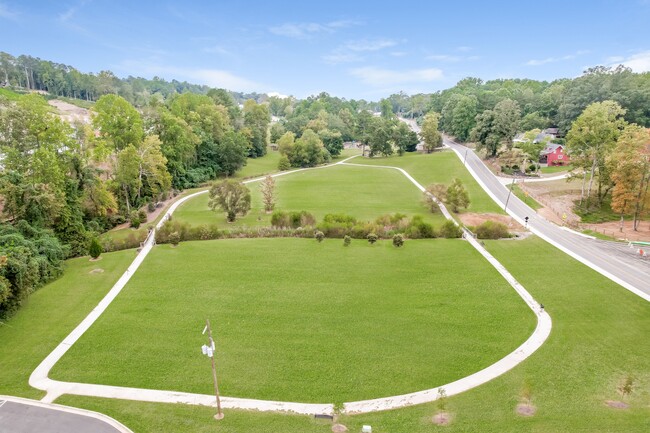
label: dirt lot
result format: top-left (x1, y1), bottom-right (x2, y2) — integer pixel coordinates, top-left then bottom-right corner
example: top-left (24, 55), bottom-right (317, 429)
top-left (48, 99), bottom-right (91, 124)
top-left (518, 179), bottom-right (650, 241)
top-left (458, 212), bottom-right (526, 234)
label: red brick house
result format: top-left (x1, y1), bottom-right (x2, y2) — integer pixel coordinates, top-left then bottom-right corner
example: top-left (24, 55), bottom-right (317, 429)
top-left (540, 143), bottom-right (570, 166)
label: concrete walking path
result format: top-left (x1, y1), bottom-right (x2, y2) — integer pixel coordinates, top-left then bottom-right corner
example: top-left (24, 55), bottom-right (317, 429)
top-left (29, 155), bottom-right (551, 416)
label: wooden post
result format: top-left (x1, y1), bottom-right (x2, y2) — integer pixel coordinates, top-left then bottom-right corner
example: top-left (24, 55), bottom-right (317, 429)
top-left (206, 319), bottom-right (224, 420)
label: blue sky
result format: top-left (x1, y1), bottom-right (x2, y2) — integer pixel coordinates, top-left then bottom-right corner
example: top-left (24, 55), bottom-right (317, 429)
top-left (1, 0), bottom-right (649, 99)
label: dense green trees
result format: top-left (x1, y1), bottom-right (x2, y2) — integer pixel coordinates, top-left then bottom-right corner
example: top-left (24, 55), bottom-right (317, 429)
top-left (0, 52), bottom-right (268, 107)
top-left (566, 101), bottom-right (627, 206)
top-left (0, 221), bottom-right (66, 318)
top-left (609, 125), bottom-right (650, 230)
top-left (421, 112), bottom-right (443, 153)
top-left (243, 100), bottom-right (270, 157)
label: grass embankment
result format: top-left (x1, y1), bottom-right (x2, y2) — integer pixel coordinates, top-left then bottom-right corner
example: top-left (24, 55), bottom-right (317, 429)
top-left (234, 151), bottom-right (282, 179)
top-left (54, 237), bottom-right (650, 432)
top-left (0, 87), bottom-right (24, 100)
top-left (0, 250), bottom-right (135, 398)
top-left (174, 164), bottom-right (444, 227)
top-left (51, 238), bottom-right (533, 403)
top-left (511, 185), bottom-right (542, 210)
top-left (351, 151), bottom-right (503, 214)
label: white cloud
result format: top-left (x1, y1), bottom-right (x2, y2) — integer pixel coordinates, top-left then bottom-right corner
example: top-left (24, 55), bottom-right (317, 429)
top-left (0, 2), bottom-right (18, 20)
top-left (345, 38), bottom-right (397, 52)
top-left (116, 60), bottom-right (263, 92)
top-left (427, 54), bottom-right (461, 62)
top-left (203, 45), bottom-right (232, 56)
top-left (322, 52), bottom-right (363, 64)
top-left (456, 46), bottom-right (472, 52)
top-left (390, 51), bottom-right (407, 57)
top-left (526, 50), bottom-right (590, 66)
top-left (190, 69), bottom-right (262, 92)
top-left (58, 6), bottom-right (76, 22)
top-left (323, 38), bottom-right (399, 64)
top-left (269, 19), bottom-right (359, 39)
top-left (350, 66), bottom-right (443, 87)
top-left (608, 51), bottom-right (650, 72)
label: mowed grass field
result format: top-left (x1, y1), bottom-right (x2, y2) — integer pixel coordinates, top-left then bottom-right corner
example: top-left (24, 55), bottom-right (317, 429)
top-left (351, 151), bottom-right (503, 214)
top-left (0, 250), bottom-right (135, 398)
top-left (51, 238), bottom-right (534, 403)
top-left (52, 237), bottom-right (650, 433)
top-left (174, 164), bottom-right (445, 227)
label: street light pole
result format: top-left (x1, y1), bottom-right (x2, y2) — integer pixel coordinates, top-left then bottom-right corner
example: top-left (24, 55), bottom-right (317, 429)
top-left (463, 148), bottom-right (468, 165)
top-left (504, 178), bottom-right (515, 212)
top-left (202, 319), bottom-right (224, 420)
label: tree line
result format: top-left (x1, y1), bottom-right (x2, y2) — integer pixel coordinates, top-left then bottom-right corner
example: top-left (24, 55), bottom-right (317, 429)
top-left (0, 51), bottom-right (267, 107)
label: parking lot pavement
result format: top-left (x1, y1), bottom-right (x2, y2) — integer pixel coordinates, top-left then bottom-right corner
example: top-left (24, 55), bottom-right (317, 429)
top-left (0, 398), bottom-right (131, 433)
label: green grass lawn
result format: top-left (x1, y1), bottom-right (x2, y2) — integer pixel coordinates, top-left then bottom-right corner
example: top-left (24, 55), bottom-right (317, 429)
top-left (174, 164), bottom-right (445, 227)
top-left (235, 150), bottom-right (282, 179)
top-left (0, 87), bottom-right (24, 101)
top-left (540, 165), bottom-right (571, 174)
top-left (350, 151), bottom-right (503, 214)
top-left (52, 237), bottom-right (650, 432)
top-left (55, 396), bottom-right (333, 433)
top-left (51, 238), bottom-right (534, 404)
top-left (511, 185), bottom-right (542, 211)
top-left (0, 250), bottom-right (135, 398)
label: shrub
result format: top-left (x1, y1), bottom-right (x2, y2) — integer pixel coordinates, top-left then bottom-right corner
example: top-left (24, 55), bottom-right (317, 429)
top-left (147, 201), bottom-right (157, 212)
top-left (406, 215), bottom-right (436, 239)
top-left (271, 210), bottom-right (315, 228)
top-left (278, 155), bottom-right (291, 171)
top-left (343, 235), bottom-right (351, 246)
top-left (169, 231), bottom-right (181, 246)
top-left (367, 233), bottom-right (378, 244)
top-left (88, 237), bottom-right (102, 259)
top-left (271, 210), bottom-right (291, 228)
top-left (392, 234), bottom-right (404, 247)
top-left (315, 230), bottom-right (325, 242)
top-left (323, 214), bottom-right (357, 225)
top-left (129, 211), bottom-right (141, 229)
top-left (440, 220), bottom-right (462, 238)
top-left (138, 209), bottom-right (148, 223)
top-left (475, 220), bottom-right (510, 239)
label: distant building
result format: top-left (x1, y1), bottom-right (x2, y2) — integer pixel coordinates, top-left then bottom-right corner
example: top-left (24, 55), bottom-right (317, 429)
top-left (539, 143), bottom-right (570, 166)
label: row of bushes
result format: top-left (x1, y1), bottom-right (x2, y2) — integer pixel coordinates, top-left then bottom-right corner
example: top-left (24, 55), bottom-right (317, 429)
top-left (101, 214), bottom-right (511, 252)
top-left (315, 213), bottom-right (463, 239)
top-left (154, 212), bottom-right (466, 245)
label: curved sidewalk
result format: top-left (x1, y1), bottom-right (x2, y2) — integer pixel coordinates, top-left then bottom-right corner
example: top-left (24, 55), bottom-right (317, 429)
top-left (29, 157), bottom-right (551, 416)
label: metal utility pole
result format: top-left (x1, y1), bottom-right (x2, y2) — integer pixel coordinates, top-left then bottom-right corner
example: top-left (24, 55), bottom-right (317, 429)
top-left (202, 319), bottom-right (224, 420)
top-left (504, 178), bottom-right (516, 212)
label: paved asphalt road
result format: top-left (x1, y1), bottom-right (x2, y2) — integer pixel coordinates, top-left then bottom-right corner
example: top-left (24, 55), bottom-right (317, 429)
top-left (443, 137), bottom-right (650, 300)
top-left (0, 399), bottom-right (128, 433)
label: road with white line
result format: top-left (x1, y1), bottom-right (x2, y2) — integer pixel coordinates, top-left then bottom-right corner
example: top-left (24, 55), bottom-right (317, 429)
top-left (443, 136), bottom-right (650, 301)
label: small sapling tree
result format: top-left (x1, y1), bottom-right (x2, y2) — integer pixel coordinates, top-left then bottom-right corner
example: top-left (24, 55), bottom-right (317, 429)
top-left (89, 238), bottom-right (102, 259)
top-left (260, 175), bottom-right (276, 213)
